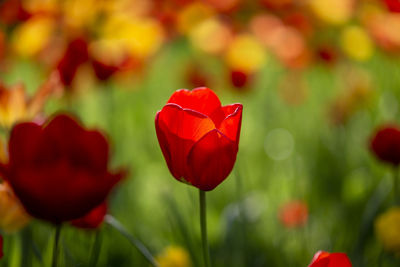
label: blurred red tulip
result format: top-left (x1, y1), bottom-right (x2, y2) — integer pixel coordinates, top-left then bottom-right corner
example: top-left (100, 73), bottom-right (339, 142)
top-left (0, 235), bottom-right (2, 259)
top-left (370, 126), bottom-right (400, 166)
top-left (92, 59), bottom-right (119, 81)
top-left (308, 251), bottom-right (352, 267)
top-left (384, 0), bottom-right (400, 13)
top-left (317, 45), bottom-right (338, 65)
top-left (155, 87), bottom-right (242, 191)
top-left (230, 70), bottom-right (249, 89)
top-left (0, 114), bottom-right (125, 223)
top-left (56, 38), bottom-right (89, 86)
top-left (0, 0), bottom-right (30, 25)
top-left (71, 202), bottom-right (107, 229)
top-left (278, 200), bottom-right (308, 228)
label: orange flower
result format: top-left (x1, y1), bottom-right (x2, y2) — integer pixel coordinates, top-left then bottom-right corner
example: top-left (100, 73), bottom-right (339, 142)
top-left (0, 71), bottom-right (62, 128)
top-left (0, 182), bottom-right (31, 234)
top-left (278, 200), bottom-right (308, 228)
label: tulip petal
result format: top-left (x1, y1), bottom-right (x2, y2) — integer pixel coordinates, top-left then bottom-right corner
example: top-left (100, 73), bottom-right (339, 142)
top-left (218, 104), bottom-right (243, 144)
top-left (167, 88), bottom-right (223, 118)
top-left (78, 130), bottom-right (109, 172)
top-left (9, 122), bottom-right (42, 166)
top-left (187, 129), bottom-right (238, 191)
top-left (156, 104), bottom-right (216, 181)
top-left (328, 253), bottom-right (352, 267)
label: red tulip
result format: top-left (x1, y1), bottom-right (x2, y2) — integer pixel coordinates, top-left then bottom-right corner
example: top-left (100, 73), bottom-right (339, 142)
top-left (370, 125), bottom-right (400, 166)
top-left (278, 200), bottom-right (308, 228)
top-left (155, 87), bottom-right (242, 191)
top-left (56, 38), bottom-right (89, 86)
top-left (0, 114), bottom-right (125, 224)
top-left (308, 251), bottom-right (352, 267)
top-left (230, 70), bottom-right (249, 89)
top-left (384, 0), bottom-right (400, 13)
top-left (71, 202), bottom-right (107, 229)
top-left (0, 235), bottom-right (3, 259)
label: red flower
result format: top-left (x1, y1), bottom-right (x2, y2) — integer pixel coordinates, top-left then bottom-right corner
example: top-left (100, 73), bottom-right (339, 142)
top-left (370, 125), bottom-right (400, 166)
top-left (278, 200), bottom-right (308, 228)
top-left (230, 70), bottom-right (249, 89)
top-left (56, 38), bottom-right (89, 86)
top-left (308, 251), bottom-right (352, 267)
top-left (155, 87), bottom-right (242, 191)
top-left (0, 235), bottom-right (3, 259)
top-left (384, 0), bottom-right (400, 13)
top-left (71, 202), bottom-right (107, 229)
top-left (0, 114), bottom-right (125, 224)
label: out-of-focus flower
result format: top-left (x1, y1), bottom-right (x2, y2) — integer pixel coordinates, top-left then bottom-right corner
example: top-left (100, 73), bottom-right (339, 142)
top-left (370, 125), bottom-right (400, 166)
top-left (278, 200), bottom-right (308, 228)
top-left (57, 38), bottom-right (89, 86)
top-left (309, 0), bottom-right (354, 25)
top-left (11, 16), bottom-right (54, 57)
top-left (384, 0), bottom-right (400, 13)
top-left (0, 72), bottom-right (62, 128)
top-left (316, 45), bottom-right (338, 65)
top-left (22, 0), bottom-right (59, 15)
top-left (156, 246), bottom-right (192, 267)
top-left (71, 202), bottom-right (107, 229)
top-left (0, 182), bottom-right (31, 233)
top-left (340, 25), bottom-right (373, 62)
top-left (62, 0), bottom-right (99, 29)
top-left (283, 12), bottom-right (313, 37)
top-left (101, 15), bottom-right (165, 60)
top-left (189, 18), bottom-right (232, 55)
top-left (0, 0), bottom-right (30, 25)
top-left (0, 114), bottom-right (126, 223)
top-left (308, 251), bottom-right (352, 267)
top-left (204, 0), bottom-right (239, 13)
top-left (177, 2), bottom-right (214, 34)
top-left (155, 87), bottom-right (242, 191)
top-left (366, 13), bottom-right (400, 52)
top-left (375, 207), bottom-right (400, 253)
top-left (225, 34), bottom-right (267, 73)
top-left (230, 70), bottom-right (249, 89)
top-left (260, 0), bottom-right (294, 10)
top-left (185, 64), bottom-right (211, 88)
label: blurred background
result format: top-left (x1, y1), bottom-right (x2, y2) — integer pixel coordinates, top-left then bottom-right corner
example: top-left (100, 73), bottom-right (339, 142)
top-left (1, 0), bottom-right (400, 266)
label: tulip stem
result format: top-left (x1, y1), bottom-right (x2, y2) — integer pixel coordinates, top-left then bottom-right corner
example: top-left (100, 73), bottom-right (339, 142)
top-left (104, 215), bottom-right (159, 267)
top-left (52, 225), bottom-right (62, 267)
top-left (199, 190), bottom-right (211, 267)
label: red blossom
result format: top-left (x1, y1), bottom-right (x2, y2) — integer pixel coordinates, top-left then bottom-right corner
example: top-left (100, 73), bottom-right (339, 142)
top-left (384, 0), bottom-right (400, 13)
top-left (0, 114), bottom-right (125, 224)
top-left (308, 251), bottom-right (352, 267)
top-left (155, 87), bottom-right (242, 191)
top-left (370, 125), bottom-right (400, 166)
top-left (71, 202), bottom-right (107, 229)
top-left (279, 200), bottom-right (308, 228)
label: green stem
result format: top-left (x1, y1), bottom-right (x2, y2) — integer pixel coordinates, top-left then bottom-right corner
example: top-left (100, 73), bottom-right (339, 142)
top-left (89, 231), bottom-right (102, 267)
top-left (104, 215), bottom-right (159, 267)
top-left (199, 190), bottom-right (211, 267)
top-left (52, 225), bottom-right (62, 267)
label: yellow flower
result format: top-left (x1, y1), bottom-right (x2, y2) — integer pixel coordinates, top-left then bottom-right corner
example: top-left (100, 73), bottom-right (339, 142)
top-left (156, 246), bottom-right (192, 267)
top-left (177, 2), bottom-right (215, 34)
top-left (0, 182), bottom-right (31, 234)
top-left (309, 0), bottom-right (354, 25)
top-left (340, 25), bottom-right (373, 62)
top-left (11, 16), bottom-right (54, 57)
top-left (225, 34), bottom-right (267, 73)
top-left (375, 207), bottom-right (400, 253)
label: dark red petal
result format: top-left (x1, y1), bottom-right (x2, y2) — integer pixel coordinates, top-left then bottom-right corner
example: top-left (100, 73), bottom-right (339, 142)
top-left (370, 126), bottom-right (400, 166)
top-left (187, 129), bottom-right (238, 191)
top-left (218, 104), bottom-right (243, 145)
top-left (167, 88), bottom-right (222, 118)
top-left (384, 0), bottom-right (400, 13)
top-left (78, 130), bottom-right (109, 172)
top-left (156, 104), bottom-right (215, 181)
top-left (71, 202), bottom-right (107, 229)
top-left (10, 160), bottom-right (123, 223)
top-left (309, 251), bottom-right (330, 267)
top-left (9, 122), bottom-right (42, 167)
